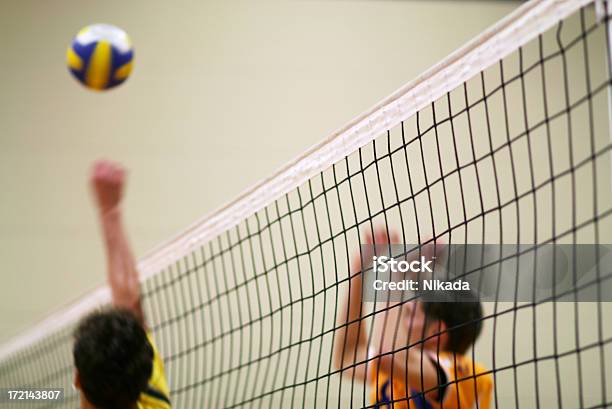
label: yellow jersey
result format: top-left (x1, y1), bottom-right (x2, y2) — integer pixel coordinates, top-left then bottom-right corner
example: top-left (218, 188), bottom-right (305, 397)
top-left (370, 352), bottom-right (492, 409)
top-left (137, 333), bottom-right (171, 409)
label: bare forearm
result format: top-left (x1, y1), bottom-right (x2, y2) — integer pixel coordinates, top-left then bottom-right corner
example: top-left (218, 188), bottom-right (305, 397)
top-left (334, 273), bottom-right (368, 375)
top-left (99, 208), bottom-right (142, 320)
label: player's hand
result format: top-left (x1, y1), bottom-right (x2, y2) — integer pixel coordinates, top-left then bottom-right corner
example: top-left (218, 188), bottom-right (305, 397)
top-left (352, 227), bottom-right (444, 274)
top-left (352, 227), bottom-right (401, 274)
top-left (363, 227), bottom-right (400, 248)
top-left (90, 160), bottom-right (126, 214)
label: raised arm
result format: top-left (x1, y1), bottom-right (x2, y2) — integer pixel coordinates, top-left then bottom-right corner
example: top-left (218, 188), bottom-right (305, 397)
top-left (333, 228), bottom-right (399, 381)
top-left (332, 242), bottom-right (369, 381)
top-left (90, 160), bottom-right (144, 325)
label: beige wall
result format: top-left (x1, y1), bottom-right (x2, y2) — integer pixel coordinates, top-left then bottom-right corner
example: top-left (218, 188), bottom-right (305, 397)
top-left (0, 0), bottom-right (518, 343)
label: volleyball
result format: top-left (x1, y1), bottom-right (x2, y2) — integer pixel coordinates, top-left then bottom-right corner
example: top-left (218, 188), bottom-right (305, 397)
top-left (67, 24), bottom-right (134, 91)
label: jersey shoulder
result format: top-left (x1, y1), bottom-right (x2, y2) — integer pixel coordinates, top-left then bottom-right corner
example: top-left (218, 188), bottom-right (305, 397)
top-left (138, 333), bottom-right (171, 409)
top-left (436, 352), bottom-right (493, 409)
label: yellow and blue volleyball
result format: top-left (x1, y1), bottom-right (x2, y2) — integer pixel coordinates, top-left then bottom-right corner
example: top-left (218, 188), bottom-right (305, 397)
top-left (67, 24), bottom-right (134, 91)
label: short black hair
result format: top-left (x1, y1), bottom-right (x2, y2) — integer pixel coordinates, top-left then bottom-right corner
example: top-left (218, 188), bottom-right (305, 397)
top-left (73, 308), bottom-right (153, 409)
top-left (420, 290), bottom-right (484, 354)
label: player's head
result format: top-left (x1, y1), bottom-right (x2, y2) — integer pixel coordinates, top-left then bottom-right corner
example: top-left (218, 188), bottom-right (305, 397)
top-left (402, 290), bottom-right (483, 354)
top-left (72, 308), bottom-right (153, 409)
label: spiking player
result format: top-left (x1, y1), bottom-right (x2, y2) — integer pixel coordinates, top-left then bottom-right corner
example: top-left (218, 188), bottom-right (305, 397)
top-left (333, 228), bottom-right (492, 409)
top-left (72, 160), bottom-right (171, 409)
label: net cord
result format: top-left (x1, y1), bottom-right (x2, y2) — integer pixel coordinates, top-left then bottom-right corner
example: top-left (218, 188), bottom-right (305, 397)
top-left (0, 0), bottom-right (595, 364)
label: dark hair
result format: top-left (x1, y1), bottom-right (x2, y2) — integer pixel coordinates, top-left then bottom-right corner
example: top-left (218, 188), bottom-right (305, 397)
top-left (73, 308), bottom-right (153, 409)
top-left (421, 290), bottom-right (483, 354)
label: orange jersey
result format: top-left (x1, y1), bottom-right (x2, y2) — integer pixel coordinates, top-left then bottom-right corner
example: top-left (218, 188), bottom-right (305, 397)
top-left (370, 352), bottom-right (492, 409)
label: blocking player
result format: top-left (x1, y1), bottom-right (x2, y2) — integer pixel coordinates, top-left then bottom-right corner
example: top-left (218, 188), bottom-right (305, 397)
top-left (333, 228), bottom-right (492, 409)
top-left (72, 160), bottom-right (171, 409)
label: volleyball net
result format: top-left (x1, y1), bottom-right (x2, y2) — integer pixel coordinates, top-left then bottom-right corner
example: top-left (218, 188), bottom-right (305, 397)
top-left (2, 0), bottom-right (612, 407)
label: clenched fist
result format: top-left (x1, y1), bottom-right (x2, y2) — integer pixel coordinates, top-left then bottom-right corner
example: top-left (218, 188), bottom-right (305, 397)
top-left (90, 160), bottom-right (126, 214)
